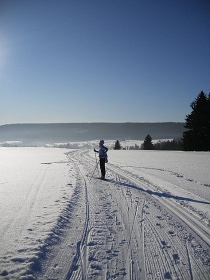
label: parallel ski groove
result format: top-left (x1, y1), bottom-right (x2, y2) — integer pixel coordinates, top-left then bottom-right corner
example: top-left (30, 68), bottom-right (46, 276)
top-left (39, 150), bottom-right (210, 280)
top-left (107, 163), bottom-right (210, 246)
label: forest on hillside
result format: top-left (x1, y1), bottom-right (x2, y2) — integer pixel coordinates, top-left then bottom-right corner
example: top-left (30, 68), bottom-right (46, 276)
top-left (0, 122), bottom-right (184, 146)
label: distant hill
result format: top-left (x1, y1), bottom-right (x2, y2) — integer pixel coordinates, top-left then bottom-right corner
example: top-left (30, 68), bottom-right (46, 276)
top-left (0, 123), bottom-right (185, 146)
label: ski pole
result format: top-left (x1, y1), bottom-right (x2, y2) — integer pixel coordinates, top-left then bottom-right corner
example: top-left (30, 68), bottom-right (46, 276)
top-left (95, 152), bottom-right (100, 176)
top-left (91, 158), bottom-right (99, 178)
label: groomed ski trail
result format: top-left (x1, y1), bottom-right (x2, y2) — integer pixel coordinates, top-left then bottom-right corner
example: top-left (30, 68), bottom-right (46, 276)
top-left (36, 150), bottom-right (210, 280)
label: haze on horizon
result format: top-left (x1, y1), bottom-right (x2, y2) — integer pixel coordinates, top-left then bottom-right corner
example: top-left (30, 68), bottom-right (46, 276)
top-left (0, 0), bottom-right (209, 125)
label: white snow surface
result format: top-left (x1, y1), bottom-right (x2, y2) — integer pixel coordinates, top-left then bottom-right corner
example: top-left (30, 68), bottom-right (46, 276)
top-left (0, 147), bottom-right (210, 279)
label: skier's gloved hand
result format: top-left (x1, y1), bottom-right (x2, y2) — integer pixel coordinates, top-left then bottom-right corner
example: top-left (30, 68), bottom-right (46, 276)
top-left (94, 149), bottom-right (96, 152)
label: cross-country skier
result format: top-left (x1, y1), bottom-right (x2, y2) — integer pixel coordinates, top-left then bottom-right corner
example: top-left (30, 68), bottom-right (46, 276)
top-left (94, 140), bottom-right (108, 180)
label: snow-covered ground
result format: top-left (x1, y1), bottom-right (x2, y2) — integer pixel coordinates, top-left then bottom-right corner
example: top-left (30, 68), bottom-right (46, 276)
top-left (0, 147), bottom-right (210, 279)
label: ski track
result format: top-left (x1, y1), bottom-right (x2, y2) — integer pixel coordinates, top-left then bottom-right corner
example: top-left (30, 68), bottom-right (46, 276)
top-left (33, 149), bottom-right (210, 280)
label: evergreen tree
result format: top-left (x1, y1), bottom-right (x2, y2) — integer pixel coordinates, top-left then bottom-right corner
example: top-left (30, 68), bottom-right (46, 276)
top-left (183, 91), bottom-right (210, 151)
top-left (154, 139), bottom-right (183, 150)
top-left (114, 140), bottom-right (121, 150)
top-left (129, 144), bottom-right (140, 150)
top-left (142, 134), bottom-right (154, 150)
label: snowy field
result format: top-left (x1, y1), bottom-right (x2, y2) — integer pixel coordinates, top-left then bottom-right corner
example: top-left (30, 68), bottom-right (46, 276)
top-left (0, 147), bottom-right (210, 279)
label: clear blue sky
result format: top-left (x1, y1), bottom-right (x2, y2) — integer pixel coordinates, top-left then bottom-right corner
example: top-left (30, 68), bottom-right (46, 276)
top-left (0, 0), bottom-right (210, 125)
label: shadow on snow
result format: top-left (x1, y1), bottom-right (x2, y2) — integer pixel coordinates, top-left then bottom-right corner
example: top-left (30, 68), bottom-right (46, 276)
top-left (112, 180), bottom-right (210, 205)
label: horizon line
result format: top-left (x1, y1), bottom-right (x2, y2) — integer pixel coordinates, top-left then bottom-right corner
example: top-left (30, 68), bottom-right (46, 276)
top-left (0, 121), bottom-right (185, 126)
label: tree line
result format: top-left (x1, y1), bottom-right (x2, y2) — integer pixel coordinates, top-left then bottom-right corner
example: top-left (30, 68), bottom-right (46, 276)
top-left (113, 91), bottom-right (210, 151)
top-left (113, 137), bottom-right (182, 150)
